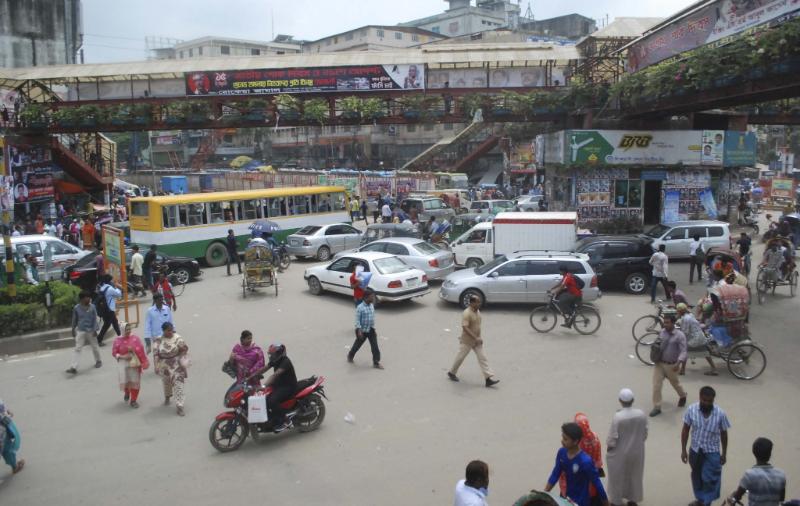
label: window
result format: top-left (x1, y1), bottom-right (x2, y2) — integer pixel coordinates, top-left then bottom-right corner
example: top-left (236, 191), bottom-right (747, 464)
top-left (424, 200), bottom-right (442, 210)
top-left (465, 229), bottom-right (488, 243)
top-left (444, 123), bottom-right (454, 131)
top-left (295, 226), bottom-right (321, 236)
top-left (407, 124), bottom-right (416, 133)
top-left (325, 225), bottom-right (343, 236)
top-left (179, 203), bottom-right (206, 226)
top-left (333, 37), bottom-right (338, 44)
top-left (189, 48), bottom-right (193, 57)
top-left (604, 243), bottom-right (634, 259)
top-left (241, 200), bottom-right (259, 220)
top-left (48, 241), bottom-right (78, 255)
top-left (614, 180), bottom-right (642, 208)
top-left (277, 51), bottom-right (285, 55)
top-left (333, 193), bottom-right (347, 211)
top-left (528, 261), bottom-right (560, 275)
top-left (198, 47), bottom-right (203, 55)
top-left (208, 201), bottom-right (231, 223)
top-left (413, 242), bottom-right (439, 255)
top-left (377, 29), bottom-right (385, 37)
top-left (411, 34), bottom-right (419, 42)
top-left (179, 51), bottom-right (184, 59)
top-left (665, 227), bottom-right (688, 241)
top-left (220, 45), bottom-right (230, 55)
top-left (162, 205), bottom-right (179, 228)
top-left (708, 226), bottom-right (725, 237)
top-left (341, 225), bottom-right (359, 234)
top-left (345, 33), bottom-right (354, 41)
top-left (374, 257), bottom-right (410, 275)
top-left (267, 197), bottom-right (287, 217)
top-left (361, 29), bottom-right (368, 36)
top-left (424, 123), bottom-right (434, 131)
top-left (395, 32), bottom-right (403, 40)
top-left (328, 257), bottom-right (353, 272)
top-left (290, 195), bottom-right (309, 215)
top-left (582, 244), bottom-right (604, 261)
top-left (131, 202), bottom-right (149, 217)
top-left (251, 48), bottom-right (260, 55)
top-left (495, 260), bottom-right (528, 276)
top-left (229, 201), bottom-right (244, 221)
top-left (688, 226), bottom-right (708, 239)
top-left (326, 39), bottom-right (332, 46)
top-left (561, 261), bottom-right (587, 274)
top-left (431, 26), bottom-right (440, 34)
top-left (384, 243), bottom-right (409, 256)
top-left (361, 243), bottom-right (386, 253)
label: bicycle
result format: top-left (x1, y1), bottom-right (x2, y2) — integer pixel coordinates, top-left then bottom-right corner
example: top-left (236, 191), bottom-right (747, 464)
top-left (529, 293), bottom-right (601, 335)
top-left (153, 263), bottom-right (186, 297)
top-left (630, 300), bottom-right (675, 342)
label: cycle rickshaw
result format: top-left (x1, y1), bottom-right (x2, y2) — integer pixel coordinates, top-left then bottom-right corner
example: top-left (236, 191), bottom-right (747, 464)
top-left (755, 236), bottom-right (797, 304)
top-left (241, 241), bottom-right (278, 298)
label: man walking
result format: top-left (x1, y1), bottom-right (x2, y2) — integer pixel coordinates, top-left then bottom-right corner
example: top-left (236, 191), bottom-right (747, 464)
top-left (650, 314), bottom-right (687, 417)
top-left (144, 293), bottom-right (174, 354)
top-left (66, 291), bottom-right (102, 374)
top-left (381, 201), bottom-right (392, 223)
top-left (347, 289), bottom-right (383, 369)
top-left (129, 245), bottom-right (147, 297)
top-left (143, 244), bottom-right (158, 290)
top-left (606, 388), bottom-right (648, 506)
top-left (225, 229), bottom-right (241, 276)
top-left (360, 198), bottom-right (368, 226)
top-left (649, 244), bottom-right (671, 303)
top-left (681, 386), bottom-right (731, 506)
top-left (727, 437), bottom-right (785, 506)
top-left (447, 295), bottom-right (499, 387)
top-left (544, 422), bottom-right (610, 506)
top-left (349, 196), bottom-right (360, 221)
top-left (689, 235), bottom-right (705, 284)
top-left (96, 274), bottom-right (122, 346)
top-left (453, 460), bottom-right (490, 506)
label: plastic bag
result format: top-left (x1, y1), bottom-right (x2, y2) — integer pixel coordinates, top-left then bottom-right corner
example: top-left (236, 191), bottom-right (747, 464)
top-left (248, 394), bottom-right (268, 423)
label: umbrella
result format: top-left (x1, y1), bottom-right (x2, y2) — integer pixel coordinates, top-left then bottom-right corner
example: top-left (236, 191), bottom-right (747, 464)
top-left (249, 220), bottom-right (281, 233)
top-left (229, 156), bottom-right (253, 169)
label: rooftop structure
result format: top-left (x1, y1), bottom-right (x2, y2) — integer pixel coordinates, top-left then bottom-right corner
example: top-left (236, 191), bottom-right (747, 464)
top-left (305, 26), bottom-right (447, 53)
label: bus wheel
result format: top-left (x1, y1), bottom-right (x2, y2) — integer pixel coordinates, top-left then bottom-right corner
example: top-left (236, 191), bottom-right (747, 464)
top-left (205, 242), bottom-right (228, 267)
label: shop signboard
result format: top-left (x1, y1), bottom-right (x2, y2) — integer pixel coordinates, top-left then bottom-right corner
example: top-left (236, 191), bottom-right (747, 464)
top-left (566, 130), bottom-right (703, 166)
top-left (771, 178), bottom-right (794, 198)
top-left (701, 130), bottom-right (724, 166)
top-left (627, 0), bottom-right (800, 72)
top-left (102, 225), bottom-right (128, 321)
top-left (663, 189), bottom-right (681, 222)
top-left (185, 64), bottom-right (425, 96)
top-left (723, 131), bottom-right (757, 167)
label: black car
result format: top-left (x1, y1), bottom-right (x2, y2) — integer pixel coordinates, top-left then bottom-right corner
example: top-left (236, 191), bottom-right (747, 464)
top-left (64, 249), bottom-right (202, 291)
top-left (574, 236), bottom-right (654, 294)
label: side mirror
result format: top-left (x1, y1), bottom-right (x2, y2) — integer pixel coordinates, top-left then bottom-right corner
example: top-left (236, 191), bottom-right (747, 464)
top-left (489, 271), bottom-right (499, 278)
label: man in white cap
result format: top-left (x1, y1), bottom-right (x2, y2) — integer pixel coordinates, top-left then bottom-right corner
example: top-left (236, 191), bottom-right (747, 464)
top-left (606, 388), bottom-right (648, 506)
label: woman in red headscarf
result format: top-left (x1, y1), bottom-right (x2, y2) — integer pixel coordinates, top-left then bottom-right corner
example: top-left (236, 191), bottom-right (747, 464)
top-left (559, 412), bottom-right (605, 502)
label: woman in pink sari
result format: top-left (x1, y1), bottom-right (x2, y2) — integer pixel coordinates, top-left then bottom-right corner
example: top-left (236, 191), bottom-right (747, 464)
top-left (230, 330), bottom-right (265, 387)
top-left (111, 323), bottom-right (150, 408)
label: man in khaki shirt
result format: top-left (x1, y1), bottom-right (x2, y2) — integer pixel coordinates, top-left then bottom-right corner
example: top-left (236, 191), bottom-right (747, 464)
top-left (447, 295), bottom-right (499, 387)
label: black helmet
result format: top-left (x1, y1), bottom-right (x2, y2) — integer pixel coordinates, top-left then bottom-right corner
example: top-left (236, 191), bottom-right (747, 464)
top-left (267, 343), bottom-right (286, 360)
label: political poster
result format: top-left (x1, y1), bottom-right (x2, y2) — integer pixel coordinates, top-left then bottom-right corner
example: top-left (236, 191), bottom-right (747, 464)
top-left (7, 142), bottom-right (55, 204)
top-left (628, 0), bottom-right (800, 72)
top-left (663, 189), bottom-right (682, 222)
top-left (427, 69), bottom-right (488, 89)
top-left (701, 130), bottom-right (725, 166)
top-left (699, 188), bottom-right (719, 219)
top-left (185, 64), bottom-right (425, 96)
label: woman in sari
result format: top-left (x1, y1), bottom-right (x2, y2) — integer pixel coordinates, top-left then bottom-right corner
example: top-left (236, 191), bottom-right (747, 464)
top-left (0, 399), bottom-right (24, 474)
top-left (154, 322), bottom-right (189, 416)
top-left (111, 322), bottom-right (150, 408)
top-left (230, 330), bottom-right (265, 387)
top-left (560, 412), bottom-right (604, 503)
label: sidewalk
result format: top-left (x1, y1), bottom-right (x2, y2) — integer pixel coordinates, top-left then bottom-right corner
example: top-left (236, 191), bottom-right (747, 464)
top-left (0, 327), bottom-right (73, 356)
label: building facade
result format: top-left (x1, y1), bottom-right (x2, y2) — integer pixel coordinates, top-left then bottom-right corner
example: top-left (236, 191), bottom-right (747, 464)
top-left (0, 0), bottom-right (83, 68)
top-left (305, 26), bottom-right (446, 53)
top-left (400, 0), bottom-right (520, 37)
top-left (149, 35), bottom-right (302, 60)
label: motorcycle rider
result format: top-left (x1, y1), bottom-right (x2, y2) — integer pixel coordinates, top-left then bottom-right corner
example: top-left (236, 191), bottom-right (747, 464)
top-left (249, 343), bottom-right (297, 433)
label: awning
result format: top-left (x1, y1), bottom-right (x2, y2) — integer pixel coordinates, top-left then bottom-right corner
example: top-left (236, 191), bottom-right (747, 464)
top-left (55, 179), bottom-right (86, 194)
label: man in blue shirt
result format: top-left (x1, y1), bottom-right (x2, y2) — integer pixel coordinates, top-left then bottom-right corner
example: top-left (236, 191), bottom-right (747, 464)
top-left (545, 422), bottom-right (609, 506)
top-left (143, 293), bottom-right (174, 354)
top-left (347, 289), bottom-right (383, 369)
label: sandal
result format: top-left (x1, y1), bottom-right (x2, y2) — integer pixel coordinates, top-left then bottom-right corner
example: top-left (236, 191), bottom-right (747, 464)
top-left (704, 370), bottom-right (719, 376)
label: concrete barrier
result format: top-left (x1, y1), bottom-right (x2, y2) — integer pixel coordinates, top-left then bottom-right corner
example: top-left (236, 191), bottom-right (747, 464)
top-left (0, 327), bottom-right (74, 356)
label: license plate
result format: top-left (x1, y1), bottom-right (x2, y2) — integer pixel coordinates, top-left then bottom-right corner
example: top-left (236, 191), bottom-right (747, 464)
top-left (406, 277), bottom-right (418, 287)
top-left (290, 239), bottom-right (299, 246)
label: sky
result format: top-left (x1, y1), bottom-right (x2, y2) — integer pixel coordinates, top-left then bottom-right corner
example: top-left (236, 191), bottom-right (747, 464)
top-left (81, 0), bottom-right (696, 63)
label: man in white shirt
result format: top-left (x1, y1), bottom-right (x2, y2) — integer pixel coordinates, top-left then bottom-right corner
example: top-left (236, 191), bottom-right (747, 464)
top-left (129, 245), bottom-right (146, 297)
top-left (649, 244), bottom-right (671, 303)
top-left (454, 460), bottom-right (489, 506)
top-left (688, 235), bottom-right (705, 284)
top-left (381, 203), bottom-right (392, 223)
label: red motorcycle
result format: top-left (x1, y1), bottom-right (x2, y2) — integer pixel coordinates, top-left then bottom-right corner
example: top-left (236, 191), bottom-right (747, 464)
top-left (209, 376), bottom-right (327, 453)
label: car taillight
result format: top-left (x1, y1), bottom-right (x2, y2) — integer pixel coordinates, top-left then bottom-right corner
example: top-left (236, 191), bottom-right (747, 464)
top-left (428, 258), bottom-right (439, 268)
top-left (422, 275), bottom-right (428, 283)
top-left (69, 271), bottom-right (81, 280)
top-left (303, 239), bottom-right (311, 246)
top-left (388, 280), bottom-right (402, 288)
top-left (591, 275), bottom-right (598, 288)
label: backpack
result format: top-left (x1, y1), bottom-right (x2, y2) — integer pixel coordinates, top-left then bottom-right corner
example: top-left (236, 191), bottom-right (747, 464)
top-left (573, 274), bottom-right (585, 290)
top-left (649, 336), bottom-right (664, 363)
top-left (94, 286), bottom-right (110, 317)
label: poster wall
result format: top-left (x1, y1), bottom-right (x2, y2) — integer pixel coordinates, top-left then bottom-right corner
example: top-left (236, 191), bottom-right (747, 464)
top-left (701, 130), bottom-right (724, 166)
top-left (185, 64), bottom-right (425, 96)
top-left (427, 69), bottom-right (488, 89)
top-left (7, 142), bottom-right (56, 204)
top-left (663, 189), bottom-right (681, 223)
top-left (699, 188), bottom-right (719, 218)
top-left (628, 0), bottom-right (800, 72)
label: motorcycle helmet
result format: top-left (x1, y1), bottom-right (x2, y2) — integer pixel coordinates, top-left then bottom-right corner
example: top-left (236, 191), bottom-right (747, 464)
top-left (267, 343), bottom-right (286, 361)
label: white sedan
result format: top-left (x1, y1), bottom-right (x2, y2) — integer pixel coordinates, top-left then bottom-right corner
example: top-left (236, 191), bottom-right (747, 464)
top-left (304, 251), bottom-right (430, 302)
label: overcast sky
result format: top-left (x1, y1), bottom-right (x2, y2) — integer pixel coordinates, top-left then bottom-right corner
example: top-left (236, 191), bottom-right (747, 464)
top-left (82, 0), bottom-right (694, 63)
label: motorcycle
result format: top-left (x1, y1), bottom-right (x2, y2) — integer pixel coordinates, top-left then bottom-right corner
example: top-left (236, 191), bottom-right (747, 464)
top-left (208, 376), bottom-right (327, 453)
top-left (273, 242), bottom-right (292, 272)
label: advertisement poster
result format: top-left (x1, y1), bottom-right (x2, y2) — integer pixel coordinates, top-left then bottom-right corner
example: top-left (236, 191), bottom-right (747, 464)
top-left (0, 137), bottom-right (12, 214)
top-left (427, 69), bottom-right (487, 89)
top-left (663, 189), bottom-right (681, 222)
top-left (566, 130), bottom-right (703, 166)
top-left (701, 130), bottom-right (725, 166)
top-left (771, 178), bottom-right (794, 198)
top-left (7, 143), bottom-right (56, 204)
top-left (628, 0), bottom-right (800, 71)
top-left (186, 64), bottom-right (425, 96)
top-left (535, 131), bottom-right (565, 165)
top-left (699, 188), bottom-right (719, 218)
top-left (723, 131), bottom-right (757, 166)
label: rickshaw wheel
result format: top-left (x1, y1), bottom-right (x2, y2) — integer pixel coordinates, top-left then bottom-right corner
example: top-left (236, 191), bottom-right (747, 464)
top-left (242, 278), bottom-right (247, 298)
top-left (632, 315), bottom-right (661, 341)
top-left (726, 342), bottom-right (766, 380)
top-left (275, 277), bottom-right (279, 297)
top-left (634, 332), bottom-right (659, 366)
top-left (755, 270), bottom-right (767, 305)
top-left (790, 271), bottom-right (798, 296)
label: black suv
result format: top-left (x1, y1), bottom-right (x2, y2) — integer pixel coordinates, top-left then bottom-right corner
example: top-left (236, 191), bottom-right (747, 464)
top-left (573, 236), bottom-right (654, 294)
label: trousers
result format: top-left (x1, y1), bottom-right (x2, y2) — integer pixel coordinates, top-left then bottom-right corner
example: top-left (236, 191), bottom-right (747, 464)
top-left (650, 276), bottom-right (671, 302)
top-left (450, 340), bottom-right (494, 379)
top-left (97, 312), bottom-right (120, 344)
top-left (267, 385), bottom-right (295, 424)
top-left (689, 255), bottom-right (704, 282)
top-left (226, 249), bottom-right (241, 275)
top-left (70, 330), bottom-right (101, 369)
top-left (349, 327), bottom-right (381, 364)
top-left (689, 449), bottom-right (722, 505)
top-left (652, 362), bottom-right (686, 409)
top-left (162, 375), bottom-right (186, 407)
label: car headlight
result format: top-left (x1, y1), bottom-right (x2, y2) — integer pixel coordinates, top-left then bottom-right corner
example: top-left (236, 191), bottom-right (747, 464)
top-left (443, 280), bottom-right (456, 288)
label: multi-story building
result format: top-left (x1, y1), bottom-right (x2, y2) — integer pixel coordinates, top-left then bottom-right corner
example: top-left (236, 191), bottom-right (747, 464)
top-left (400, 0), bottom-right (521, 37)
top-left (149, 35), bottom-right (303, 60)
top-left (305, 26), bottom-right (446, 53)
top-left (0, 0), bottom-right (83, 68)
top-left (519, 13), bottom-right (597, 40)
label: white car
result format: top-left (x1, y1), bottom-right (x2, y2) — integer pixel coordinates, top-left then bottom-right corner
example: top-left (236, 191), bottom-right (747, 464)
top-left (333, 237), bottom-right (455, 280)
top-left (304, 251), bottom-right (430, 302)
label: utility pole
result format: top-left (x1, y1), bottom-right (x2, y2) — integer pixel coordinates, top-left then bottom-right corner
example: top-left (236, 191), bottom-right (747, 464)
top-left (1, 136), bottom-right (15, 298)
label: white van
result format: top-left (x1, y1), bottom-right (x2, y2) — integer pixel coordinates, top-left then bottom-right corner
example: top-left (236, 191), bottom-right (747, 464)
top-left (450, 212), bottom-right (578, 268)
top-left (643, 221), bottom-right (731, 258)
top-left (0, 235), bottom-right (91, 280)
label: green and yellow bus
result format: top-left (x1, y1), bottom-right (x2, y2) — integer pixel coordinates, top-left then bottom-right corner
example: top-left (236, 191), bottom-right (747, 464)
top-left (129, 186), bottom-right (349, 266)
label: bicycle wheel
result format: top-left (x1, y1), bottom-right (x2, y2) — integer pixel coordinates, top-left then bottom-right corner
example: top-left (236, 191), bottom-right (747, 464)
top-left (572, 305), bottom-right (601, 335)
top-left (170, 276), bottom-right (186, 297)
top-left (529, 306), bottom-right (558, 333)
top-left (756, 270), bottom-right (768, 305)
top-left (634, 332), bottom-right (659, 366)
top-left (726, 342), bottom-right (766, 380)
top-left (631, 315), bottom-right (662, 341)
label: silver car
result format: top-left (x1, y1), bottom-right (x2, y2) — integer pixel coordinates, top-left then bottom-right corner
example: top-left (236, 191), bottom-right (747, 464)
top-left (285, 223), bottom-right (362, 261)
top-left (439, 252), bottom-right (601, 308)
top-left (1, 235), bottom-right (91, 280)
top-left (334, 237), bottom-right (455, 280)
top-left (514, 194), bottom-right (544, 211)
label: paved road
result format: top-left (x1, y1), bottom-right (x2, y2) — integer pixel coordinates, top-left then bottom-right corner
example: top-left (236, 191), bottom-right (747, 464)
top-left (1, 233), bottom-right (798, 505)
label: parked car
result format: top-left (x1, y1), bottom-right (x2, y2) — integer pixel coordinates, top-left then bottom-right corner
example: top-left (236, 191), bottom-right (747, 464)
top-left (643, 220), bottom-right (730, 258)
top-left (304, 251), bottom-right (430, 302)
top-left (285, 223), bottom-right (362, 261)
top-left (399, 197), bottom-right (456, 222)
top-left (514, 194), bottom-right (544, 211)
top-left (469, 200), bottom-right (515, 215)
top-left (64, 249), bottom-right (202, 291)
top-left (439, 252), bottom-right (600, 308)
top-left (0, 235), bottom-right (91, 280)
top-left (573, 236), bottom-right (654, 294)
top-left (359, 223), bottom-right (421, 247)
top-left (334, 237), bottom-right (455, 280)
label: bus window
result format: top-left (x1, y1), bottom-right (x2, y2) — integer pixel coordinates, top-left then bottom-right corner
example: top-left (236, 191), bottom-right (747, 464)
top-left (229, 201), bottom-right (244, 221)
top-left (268, 198), bottom-right (285, 217)
top-left (293, 195), bottom-right (309, 215)
top-left (162, 205), bottom-right (179, 228)
top-left (332, 193), bottom-right (346, 211)
top-left (179, 203), bottom-right (206, 226)
top-left (309, 194), bottom-right (318, 213)
top-left (318, 194), bottom-right (331, 213)
top-left (131, 202), bottom-right (149, 217)
top-left (209, 202), bottom-right (229, 223)
top-left (241, 200), bottom-right (259, 221)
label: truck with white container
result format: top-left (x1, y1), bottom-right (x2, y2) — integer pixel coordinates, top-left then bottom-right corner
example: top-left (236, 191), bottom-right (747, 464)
top-left (450, 212), bottom-right (578, 268)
